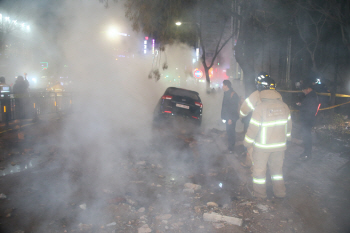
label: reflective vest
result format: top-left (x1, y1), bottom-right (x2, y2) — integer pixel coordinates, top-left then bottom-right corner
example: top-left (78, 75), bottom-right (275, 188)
top-left (243, 90), bottom-right (292, 152)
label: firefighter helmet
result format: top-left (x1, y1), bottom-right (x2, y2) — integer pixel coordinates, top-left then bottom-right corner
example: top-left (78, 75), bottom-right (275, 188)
top-left (255, 72), bottom-right (276, 91)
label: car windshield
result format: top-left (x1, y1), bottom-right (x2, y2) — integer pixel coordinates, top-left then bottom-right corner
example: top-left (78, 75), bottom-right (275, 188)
top-left (167, 88), bottom-right (199, 101)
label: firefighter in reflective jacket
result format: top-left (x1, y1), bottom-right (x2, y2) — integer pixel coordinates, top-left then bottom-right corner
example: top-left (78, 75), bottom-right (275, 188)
top-left (240, 72), bottom-right (283, 168)
top-left (244, 76), bottom-right (292, 199)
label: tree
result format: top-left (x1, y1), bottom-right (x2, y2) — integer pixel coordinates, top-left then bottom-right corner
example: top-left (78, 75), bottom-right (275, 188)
top-left (0, 14), bottom-right (28, 54)
top-left (233, 0), bottom-right (295, 95)
top-left (123, 0), bottom-right (234, 88)
top-left (294, 0), bottom-right (327, 74)
top-left (197, 0), bottom-right (235, 87)
top-left (311, 0), bottom-right (350, 53)
top-left (292, 0), bottom-right (350, 107)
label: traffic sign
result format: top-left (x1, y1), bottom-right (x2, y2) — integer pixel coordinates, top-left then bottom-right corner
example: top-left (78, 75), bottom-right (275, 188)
top-left (193, 69), bottom-right (203, 79)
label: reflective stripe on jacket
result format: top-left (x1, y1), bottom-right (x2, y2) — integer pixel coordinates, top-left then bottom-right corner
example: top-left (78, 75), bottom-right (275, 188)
top-left (239, 90), bottom-right (282, 118)
top-left (244, 90), bottom-right (292, 152)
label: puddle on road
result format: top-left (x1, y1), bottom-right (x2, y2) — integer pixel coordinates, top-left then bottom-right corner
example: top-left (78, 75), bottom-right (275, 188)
top-left (0, 157), bottom-right (41, 177)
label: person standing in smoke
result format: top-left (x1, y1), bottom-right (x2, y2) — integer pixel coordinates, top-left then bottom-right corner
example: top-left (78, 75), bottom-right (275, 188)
top-left (296, 81), bottom-right (319, 161)
top-left (239, 72), bottom-right (283, 168)
top-left (0, 76), bottom-right (11, 94)
top-left (244, 75), bottom-right (292, 199)
top-left (221, 80), bottom-right (240, 153)
top-left (13, 76), bottom-right (29, 119)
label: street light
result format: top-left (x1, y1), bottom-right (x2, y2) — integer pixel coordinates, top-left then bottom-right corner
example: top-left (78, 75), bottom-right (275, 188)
top-left (107, 26), bottom-right (119, 39)
top-left (175, 21), bottom-right (201, 61)
top-left (106, 26), bottom-right (128, 39)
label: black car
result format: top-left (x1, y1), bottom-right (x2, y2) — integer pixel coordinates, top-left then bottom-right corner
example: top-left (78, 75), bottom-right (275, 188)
top-left (153, 87), bottom-right (203, 127)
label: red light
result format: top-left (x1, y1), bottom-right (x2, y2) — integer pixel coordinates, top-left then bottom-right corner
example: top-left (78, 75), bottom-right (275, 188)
top-left (192, 116), bottom-right (198, 119)
top-left (195, 102), bottom-right (202, 108)
top-left (315, 103), bottom-right (321, 116)
top-left (164, 111), bottom-right (172, 114)
top-left (162, 95), bottom-right (172, 100)
top-left (145, 37), bottom-right (149, 40)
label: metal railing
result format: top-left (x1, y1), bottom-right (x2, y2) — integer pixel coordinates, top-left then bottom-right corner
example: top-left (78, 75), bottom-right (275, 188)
top-left (0, 91), bottom-right (73, 124)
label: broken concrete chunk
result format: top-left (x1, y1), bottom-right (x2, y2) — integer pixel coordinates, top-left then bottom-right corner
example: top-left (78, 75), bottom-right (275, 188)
top-left (184, 183), bottom-right (201, 191)
top-left (156, 214), bottom-right (172, 220)
top-left (126, 198), bottom-right (137, 206)
top-left (136, 161), bottom-right (146, 165)
top-left (138, 224), bottom-right (152, 233)
top-left (183, 189), bottom-right (195, 194)
top-left (0, 193), bottom-right (7, 199)
top-left (256, 204), bottom-right (269, 212)
top-left (79, 203), bottom-right (87, 210)
top-left (239, 201), bottom-right (252, 206)
top-left (207, 202), bottom-right (219, 207)
top-left (203, 212), bottom-right (242, 226)
top-left (106, 222), bottom-right (117, 227)
top-left (78, 223), bottom-right (92, 231)
top-left (138, 207), bottom-right (145, 213)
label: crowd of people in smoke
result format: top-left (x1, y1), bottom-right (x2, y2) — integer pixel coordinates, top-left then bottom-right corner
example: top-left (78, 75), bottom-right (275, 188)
top-left (221, 72), bottom-right (320, 199)
top-left (0, 74), bottom-right (30, 120)
top-left (0, 73), bottom-right (68, 122)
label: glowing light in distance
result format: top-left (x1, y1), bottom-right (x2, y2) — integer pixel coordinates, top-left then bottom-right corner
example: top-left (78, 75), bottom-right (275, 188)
top-left (175, 22), bottom-right (182, 26)
top-left (107, 26), bottom-right (118, 39)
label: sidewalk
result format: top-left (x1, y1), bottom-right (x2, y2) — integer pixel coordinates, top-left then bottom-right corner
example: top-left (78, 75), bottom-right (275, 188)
top-left (0, 113), bottom-right (61, 135)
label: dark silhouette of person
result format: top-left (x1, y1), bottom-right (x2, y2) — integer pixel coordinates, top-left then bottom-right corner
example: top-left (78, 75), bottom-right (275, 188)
top-left (13, 76), bottom-right (29, 119)
top-left (221, 79), bottom-right (240, 153)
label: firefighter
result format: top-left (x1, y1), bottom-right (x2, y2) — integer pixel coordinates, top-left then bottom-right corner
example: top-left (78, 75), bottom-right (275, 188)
top-left (244, 75), bottom-right (292, 199)
top-left (239, 72), bottom-right (283, 168)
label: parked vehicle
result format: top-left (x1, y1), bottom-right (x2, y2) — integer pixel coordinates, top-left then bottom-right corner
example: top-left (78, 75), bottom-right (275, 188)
top-left (153, 87), bottom-right (203, 128)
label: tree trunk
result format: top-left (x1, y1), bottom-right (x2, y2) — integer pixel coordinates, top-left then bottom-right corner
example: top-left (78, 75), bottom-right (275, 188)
top-left (234, 6), bottom-right (256, 97)
top-left (204, 65), bottom-right (210, 90)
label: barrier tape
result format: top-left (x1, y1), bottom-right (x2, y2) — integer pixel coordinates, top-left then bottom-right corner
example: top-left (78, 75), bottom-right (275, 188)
top-left (318, 101), bottom-right (350, 111)
top-left (278, 90), bottom-right (350, 98)
top-left (291, 100), bottom-right (350, 112)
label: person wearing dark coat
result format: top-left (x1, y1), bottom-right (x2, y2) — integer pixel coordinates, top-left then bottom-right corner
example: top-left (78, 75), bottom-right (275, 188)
top-left (221, 80), bottom-right (240, 153)
top-left (13, 76), bottom-right (29, 96)
top-left (296, 82), bottom-right (320, 160)
top-left (13, 76), bottom-right (29, 119)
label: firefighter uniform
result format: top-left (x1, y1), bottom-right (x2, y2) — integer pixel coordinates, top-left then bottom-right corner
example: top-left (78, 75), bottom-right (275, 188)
top-left (244, 90), bottom-right (292, 198)
top-left (239, 90), bottom-right (261, 118)
top-left (240, 90), bottom-right (283, 167)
